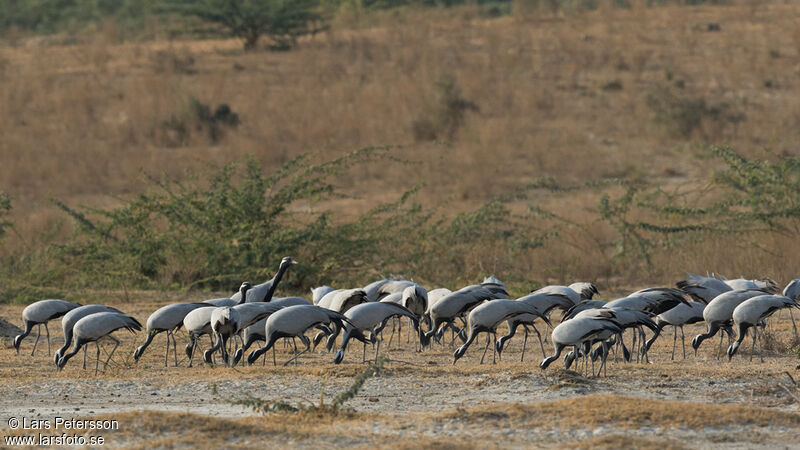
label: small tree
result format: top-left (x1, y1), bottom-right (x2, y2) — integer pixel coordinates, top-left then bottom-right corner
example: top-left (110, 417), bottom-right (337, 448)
top-left (167, 0), bottom-right (327, 51)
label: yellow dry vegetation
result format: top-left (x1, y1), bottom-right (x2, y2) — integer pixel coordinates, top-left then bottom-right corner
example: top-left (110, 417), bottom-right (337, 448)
top-left (2, 2), bottom-right (800, 284)
top-left (441, 394), bottom-right (800, 429)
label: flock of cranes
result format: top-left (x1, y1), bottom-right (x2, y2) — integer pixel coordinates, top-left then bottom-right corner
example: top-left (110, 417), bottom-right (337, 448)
top-left (10, 256), bottom-right (800, 377)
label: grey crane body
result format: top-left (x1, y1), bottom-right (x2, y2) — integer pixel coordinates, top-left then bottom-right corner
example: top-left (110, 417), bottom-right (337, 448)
top-left (133, 301), bottom-right (212, 366)
top-left (234, 297), bottom-right (312, 364)
top-left (576, 307), bottom-right (658, 363)
top-left (378, 292), bottom-right (403, 305)
top-left (540, 317), bottom-right (622, 376)
top-left (374, 280), bottom-right (417, 301)
top-left (205, 282), bottom-right (252, 365)
top-left (334, 302), bottom-right (420, 364)
top-left (605, 288), bottom-right (687, 316)
top-left (203, 297), bottom-right (238, 307)
top-left (674, 273), bottom-right (773, 303)
top-left (15, 299), bottom-right (81, 356)
top-left (783, 279), bottom-right (800, 301)
top-left (317, 289), bottom-right (368, 314)
top-left (532, 285), bottom-right (588, 307)
top-left (424, 283), bottom-right (508, 344)
top-left (423, 288), bottom-right (452, 328)
top-left (363, 278), bottom-right (395, 302)
top-left (57, 312), bottom-right (142, 374)
top-left (54, 304), bottom-right (122, 365)
top-left (727, 295), bottom-right (798, 360)
top-left (643, 301), bottom-right (705, 358)
top-left (496, 292), bottom-right (573, 360)
top-left (677, 273), bottom-right (733, 303)
top-left (691, 289), bottom-right (767, 354)
top-left (183, 306), bottom-right (216, 367)
top-left (311, 286), bottom-right (334, 304)
top-left (230, 256), bottom-right (296, 303)
top-left (246, 305), bottom-right (352, 366)
top-left (453, 299), bottom-right (549, 364)
top-left (722, 277), bottom-right (778, 293)
top-left (568, 282), bottom-right (600, 300)
top-left (208, 306), bottom-right (241, 365)
top-left (562, 300), bottom-right (607, 321)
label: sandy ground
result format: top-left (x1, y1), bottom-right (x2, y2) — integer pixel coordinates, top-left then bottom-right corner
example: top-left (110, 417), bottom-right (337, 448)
top-left (1, 300), bottom-right (800, 448)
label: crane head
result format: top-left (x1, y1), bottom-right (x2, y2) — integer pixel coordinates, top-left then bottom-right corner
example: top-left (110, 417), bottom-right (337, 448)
top-left (281, 256), bottom-right (298, 266)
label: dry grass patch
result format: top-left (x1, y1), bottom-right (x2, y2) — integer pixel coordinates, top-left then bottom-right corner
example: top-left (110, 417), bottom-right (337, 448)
top-left (441, 395), bottom-right (800, 430)
top-left (567, 434), bottom-right (686, 450)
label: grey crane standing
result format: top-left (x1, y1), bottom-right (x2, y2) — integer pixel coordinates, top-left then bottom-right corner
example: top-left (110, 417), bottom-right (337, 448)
top-left (206, 282), bottom-right (252, 365)
top-left (54, 304), bottom-right (123, 366)
top-left (14, 299), bottom-right (81, 356)
top-left (540, 317), bottom-right (622, 377)
top-left (183, 306), bottom-right (217, 367)
top-left (423, 283), bottom-right (508, 346)
top-left (782, 279), bottom-right (800, 338)
top-left (643, 301), bottom-right (705, 359)
top-left (246, 305), bottom-right (351, 366)
top-left (691, 289), bottom-right (767, 357)
top-left (334, 302), bottom-right (420, 364)
top-left (233, 297), bottom-right (312, 366)
top-left (454, 299), bottom-right (549, 365)
top-left (727, 295), bottom-right (799, 361)
top-left (56, 312), bottom-right (142, 375)
top-left (496, 292), bottom-right (573, 361)
top-left (133, 302), bottom-right (212, 366)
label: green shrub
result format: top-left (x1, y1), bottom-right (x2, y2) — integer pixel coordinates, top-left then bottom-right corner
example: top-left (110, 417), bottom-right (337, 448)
top-left (162, 0), bottom-right (328, 50)
top-left (28, 147), bottom-right (547, 297)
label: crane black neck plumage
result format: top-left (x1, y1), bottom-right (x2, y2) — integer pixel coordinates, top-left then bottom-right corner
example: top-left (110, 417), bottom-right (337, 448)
top-left (260, 257), bottom-right (296, 302)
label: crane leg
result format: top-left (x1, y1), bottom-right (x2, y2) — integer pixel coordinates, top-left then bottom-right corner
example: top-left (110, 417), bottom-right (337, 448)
top-left (520, 328), bottom-right (528, 363)
top-left (397, 317), bottom-right (402, 347)
top-left (789, 309), bottom-right (798, 340)
top-left (362, 341), bottom-right (367, 363)
top-left (82, 344), bottom-right (87, 369)
top-left (533, 325), bottom-right (546, 360)
top-left (172, 332), bottom-right (179, 367)
top-left (631, 330), bottom-right (637, 363)
top-left (293, 337), bottom-right (299, 366)
top-left (188, 338), bottom-right (195, 368)
top-left (717, 332), bottom-right (724, 360)
top-left (680, 326), bottom-right (686, 359)
top-left (375, 339), bottom-right (381, 364)
top-left (272, 345), bottom-right (276, 367)
top-left (94, 342), bottom-right (102, 375)
top-left (386, 319), bottom-right (396, 348)
top-left (756, 326), bottom-right (764, 362)
top-left (480, 333), bottom-right (491, 364)
top-left (31, 324), bottom-right (42, 357)
top-left (164, 332), bottom-right (170, 367)
top-left (45, 322), bottom-right (51, 356)
top-left (104, 337), bottom-right (120, 371)
top-left (492, 332), bottom-right (498, 364)
top-left (671, 325), bottom-right (677, 361)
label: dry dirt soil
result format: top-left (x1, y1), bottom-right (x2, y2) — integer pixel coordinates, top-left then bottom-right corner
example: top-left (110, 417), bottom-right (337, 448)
top-left (1, 298), bottom-right (800, 448)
